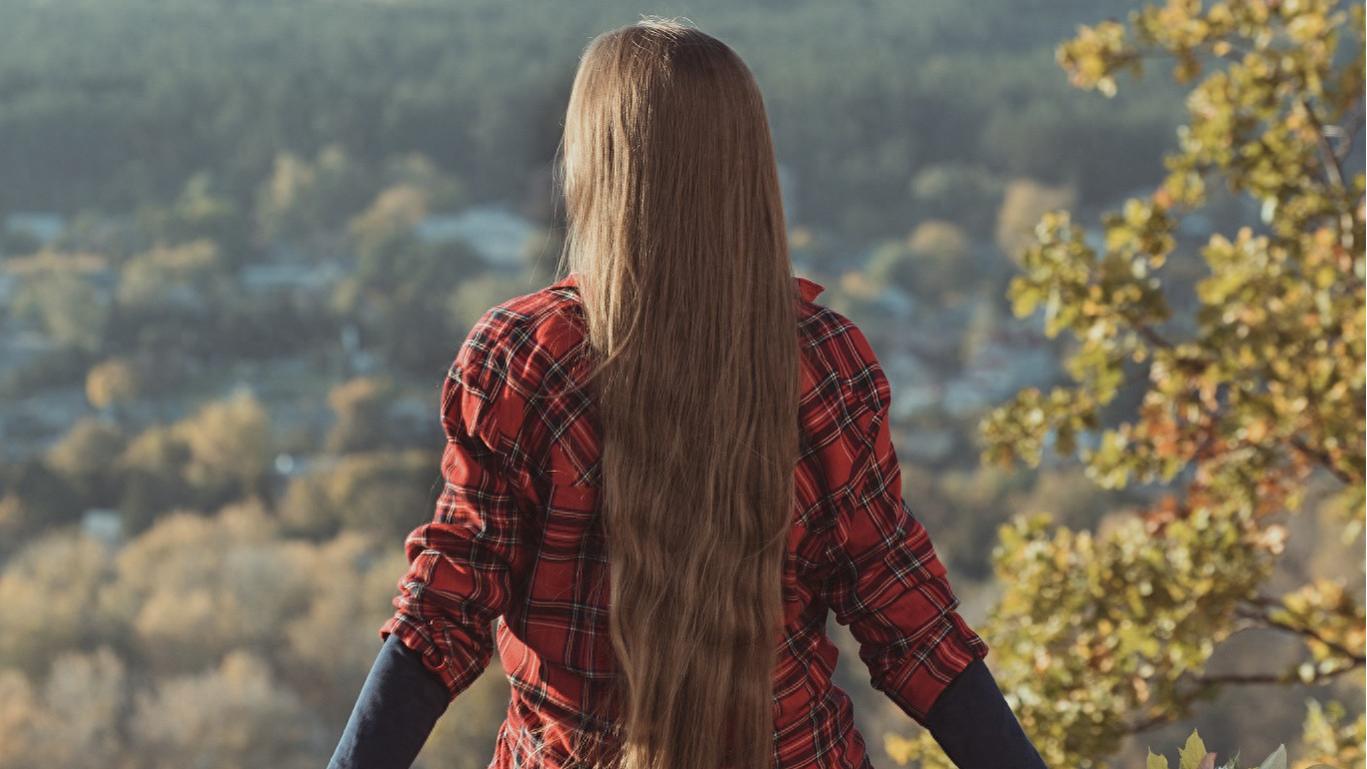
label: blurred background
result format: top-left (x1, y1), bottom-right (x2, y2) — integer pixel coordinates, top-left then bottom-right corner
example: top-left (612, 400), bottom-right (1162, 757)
top-left (0, 1), bottom-right (1361, 768)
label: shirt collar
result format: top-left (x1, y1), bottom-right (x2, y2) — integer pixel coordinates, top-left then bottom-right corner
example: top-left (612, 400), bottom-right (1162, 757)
top-left (549, 272), bottom-right (825, 301)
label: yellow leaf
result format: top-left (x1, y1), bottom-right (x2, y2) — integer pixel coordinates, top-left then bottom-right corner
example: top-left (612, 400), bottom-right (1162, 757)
top-left (1179, 730), bottom-right (1208, 769)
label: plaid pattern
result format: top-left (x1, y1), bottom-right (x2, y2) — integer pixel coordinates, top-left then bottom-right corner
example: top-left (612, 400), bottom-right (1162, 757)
top-left (379, 272), bottom-right (989, 769)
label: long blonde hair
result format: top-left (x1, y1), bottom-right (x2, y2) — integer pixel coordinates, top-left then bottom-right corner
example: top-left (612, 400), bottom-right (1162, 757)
top-left (554, 16), bottom-right (798, 769)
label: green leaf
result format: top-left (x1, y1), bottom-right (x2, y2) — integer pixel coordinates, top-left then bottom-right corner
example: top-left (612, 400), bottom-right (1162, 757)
top-left (1149, 748), bottom-right (1172, 769)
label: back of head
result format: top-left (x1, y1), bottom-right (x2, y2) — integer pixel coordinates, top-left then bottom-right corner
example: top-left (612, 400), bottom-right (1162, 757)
top-left (557, 16), bottom-right (798, 769)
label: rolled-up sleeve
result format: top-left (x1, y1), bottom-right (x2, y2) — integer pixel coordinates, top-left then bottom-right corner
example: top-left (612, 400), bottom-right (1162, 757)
top-left (378, 315), bottom-right (532, 703)
top-left (819, 339), bottom-right (989, 727)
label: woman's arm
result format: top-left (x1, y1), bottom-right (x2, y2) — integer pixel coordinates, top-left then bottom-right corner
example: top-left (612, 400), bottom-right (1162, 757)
top-left (326, 633), bottom-right (450, 769)
top-left (924, 656), bottom-right (1049, 769)
top-left (814, 320), bottom-right (1049, 767)
top-left (331, 309), bottom-right (538, 768)
top-left (327, 633), bottom-right (1048, 769)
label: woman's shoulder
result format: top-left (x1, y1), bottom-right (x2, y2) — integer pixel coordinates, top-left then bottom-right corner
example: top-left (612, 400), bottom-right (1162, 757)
top-left (796, 299), bottom-right (892, 432)
top-left (797, 299), bottom-right (884, 379)
top-left (462, 278), bottom-right (588, 359)
top-left (447, 279), bottom-right (591, 425)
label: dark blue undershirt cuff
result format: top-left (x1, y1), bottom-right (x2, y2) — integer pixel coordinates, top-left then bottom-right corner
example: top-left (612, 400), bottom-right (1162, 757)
top-left (923, 657), bottom-right (1049, 769)
top-left (326, 632), bottom-right (451, 769)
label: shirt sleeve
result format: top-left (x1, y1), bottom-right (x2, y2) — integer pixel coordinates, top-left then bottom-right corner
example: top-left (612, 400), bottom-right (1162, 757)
top-left (924, 657), bottom-right (1049, 768)
top-left (818, 331), bottom-right (990, 728)
top-left (378, 314), bottom-right (533, 703)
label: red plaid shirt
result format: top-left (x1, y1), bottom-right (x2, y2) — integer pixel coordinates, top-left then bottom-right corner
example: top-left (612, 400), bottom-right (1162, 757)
top-left (379, 272), bottom-right (989, 769)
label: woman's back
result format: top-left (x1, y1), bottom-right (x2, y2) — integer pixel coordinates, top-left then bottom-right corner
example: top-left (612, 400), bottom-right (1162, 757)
top-left (376, 272), bottom-right (990, 769)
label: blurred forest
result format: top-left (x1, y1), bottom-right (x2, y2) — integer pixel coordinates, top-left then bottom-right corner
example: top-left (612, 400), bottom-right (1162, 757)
top-left (0, 1), bottom-right (1360, 768)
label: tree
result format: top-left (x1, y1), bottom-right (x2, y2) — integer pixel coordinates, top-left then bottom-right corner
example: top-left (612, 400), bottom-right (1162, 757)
top-left (85, 358), bottom-right (143, 413)
top-left (278, 449), bottom-right (436, 541)
top-left (106, 500), bottom-right (312, 675)
top-left (348, 183), bottom-right (429, 264)
top-left (10, 268), bottom-right (110, 352)
top-left (324, 376), bottom-right (399, 455)
top-left (173, 390), bottom-right (273, 501)
top-left (0, 647), bottom-right (128, 769)
top-left (994, 177), bottom-right (1077, 265)
top-left (909, 161), bottom-right (1004, 233)
top-left (893, 2), bottom-right (1365, 767)
top-left (866, 220), bottom-right (974, 303)
top-left (135, 171), bottom-right (253, 266)
top-left (116, 238), bottom-right (231, 314)
top-left (0, 531), bottom-right (116, 674)
top-left (28, 647), bottom-right (127, 769)
top-left (253, 143), bottom-right (375, 251)
top-left (280, 530), bottom-right (408, 724)
top-left (0, 458), bottom-right (83, 543)
top-left (335, 186), bottom-right (487, 375)
top-left (45, 417), bottom-right (127, 507)
top-left (116, 424), bottom-right (194, 534)
top-left (129, 650), bottom-right (317, 769)
top-left (113, 391), bottom-right (273, 529)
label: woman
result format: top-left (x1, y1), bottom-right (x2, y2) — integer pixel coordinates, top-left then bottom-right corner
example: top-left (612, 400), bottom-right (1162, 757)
top-left (328, 17), bottom-right (1047, 769)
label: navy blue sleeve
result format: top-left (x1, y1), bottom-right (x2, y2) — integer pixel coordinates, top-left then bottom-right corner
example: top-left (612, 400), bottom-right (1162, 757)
top-left (924, 657), bottom-right (1049, 769)
top-left (328, 619), bottom-right (1041, 769)
top-left (327, 633), bottom-right (451, 769)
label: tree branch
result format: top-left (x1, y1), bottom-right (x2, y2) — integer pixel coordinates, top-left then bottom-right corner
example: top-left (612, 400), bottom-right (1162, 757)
top-left (1190, 662), bottom-right (1362, 687)
top-left (1301, 97), bottom-right (1348, 192)
top-left (1135, 323), bottom-right (1174, 350)
top-left (1332, 95), bottom-right (1363, 167)
top-left (1288, 436), bottom-right (1358, 486)
top-left (1236, 604), bottom-right (1367, 665)
top-left (1121, 659), bottom-right (1365, 735)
